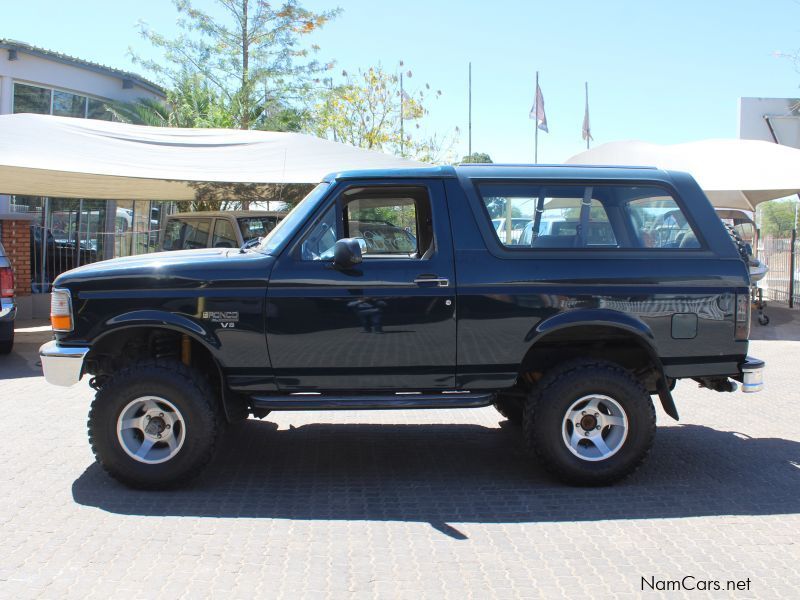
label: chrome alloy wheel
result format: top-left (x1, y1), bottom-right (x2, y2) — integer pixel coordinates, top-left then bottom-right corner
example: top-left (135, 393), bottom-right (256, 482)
top-left (561, 394), bottom-right (628, 462)
top-left (116, 396), bottom-right (186, 464)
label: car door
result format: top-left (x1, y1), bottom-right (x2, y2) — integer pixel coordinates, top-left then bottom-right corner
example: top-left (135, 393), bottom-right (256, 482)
top-left (266, 179), bottom-right (457, 391)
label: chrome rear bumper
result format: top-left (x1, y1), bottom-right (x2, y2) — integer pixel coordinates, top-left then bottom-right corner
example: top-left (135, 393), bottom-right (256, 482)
top-left (39, 340), bottom-right (90, 387)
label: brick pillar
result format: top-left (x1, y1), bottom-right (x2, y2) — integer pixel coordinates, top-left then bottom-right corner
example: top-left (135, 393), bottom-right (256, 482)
top-left (0, 219), bottom-right (32, 296)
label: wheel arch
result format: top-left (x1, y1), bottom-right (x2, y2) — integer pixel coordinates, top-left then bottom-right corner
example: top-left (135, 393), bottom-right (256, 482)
top-left (520, 310), bottom-right (678, 420)
top-left (88, 321), bottom-right (246, 423)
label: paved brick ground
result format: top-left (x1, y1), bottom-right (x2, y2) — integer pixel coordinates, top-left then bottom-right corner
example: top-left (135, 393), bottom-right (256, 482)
top-left (1, 309), bottom-right (799, 599)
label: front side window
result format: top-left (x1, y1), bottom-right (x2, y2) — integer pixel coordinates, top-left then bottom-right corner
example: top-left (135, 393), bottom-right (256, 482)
top-left (344, 197), bottom-right (419, 256)
top-left (299, 186), bottom-right (433, 261)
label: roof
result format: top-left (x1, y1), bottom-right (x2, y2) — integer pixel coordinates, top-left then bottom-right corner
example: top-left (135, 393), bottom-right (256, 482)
top-left (325, 164), bottom-right (669, 182)
top-left (0, 39), bottom-right (165, 98)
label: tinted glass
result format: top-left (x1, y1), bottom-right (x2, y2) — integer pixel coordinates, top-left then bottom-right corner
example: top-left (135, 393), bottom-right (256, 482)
top-left (300, 203), bottom-right (338, 260)
top-left (212, 219), bottom-right (238, 248)
top-left (259, 183), bottom-right (330, 255)
top-left (626, 195), bottom-right (700, 249)
top-left (480, 184), bottom-right (615, 248)
top-left (13, 83), bottom-right (51, 114)
top-left (345, 197), bottom-right (418, 256)
top-left (238, 216), bottom-right (279, 242)
top-left (52, 90), bottom-right (87, 118)
top-left (182, 219), bottom-right (212, 249)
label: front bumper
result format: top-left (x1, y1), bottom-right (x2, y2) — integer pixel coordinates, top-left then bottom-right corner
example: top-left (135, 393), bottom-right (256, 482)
top-left (39, 340), bottom-right (90, 387)
top-left (740, 356), bottom-right (764, 393)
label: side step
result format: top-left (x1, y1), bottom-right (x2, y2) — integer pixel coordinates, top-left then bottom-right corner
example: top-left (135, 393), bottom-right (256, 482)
top-left (251, 392), bottom-right (495, 411)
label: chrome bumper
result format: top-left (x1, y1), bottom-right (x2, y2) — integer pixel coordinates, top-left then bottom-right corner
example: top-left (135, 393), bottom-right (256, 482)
top-left (39, 340), bottom-right (90, 387)
top-left (0, 297), bottom-right (16, 321)
top-left (741, 356), bottom-right (764, 393)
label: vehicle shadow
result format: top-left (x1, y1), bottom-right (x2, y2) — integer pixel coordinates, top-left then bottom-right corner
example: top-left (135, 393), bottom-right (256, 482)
top-left (72, 420), bottom-right (800, 528)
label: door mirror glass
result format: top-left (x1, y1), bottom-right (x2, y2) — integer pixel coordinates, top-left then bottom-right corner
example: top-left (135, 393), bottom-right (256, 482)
top-left (333, 238), bottom-right (363, 268)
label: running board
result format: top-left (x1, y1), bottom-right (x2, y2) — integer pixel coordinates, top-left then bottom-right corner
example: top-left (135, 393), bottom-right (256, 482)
top-left (251, 392), bottom-right (495, 411)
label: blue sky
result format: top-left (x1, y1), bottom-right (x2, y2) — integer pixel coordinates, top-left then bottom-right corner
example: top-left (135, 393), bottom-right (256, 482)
top-left (4, 0), bottom-right (800, 163)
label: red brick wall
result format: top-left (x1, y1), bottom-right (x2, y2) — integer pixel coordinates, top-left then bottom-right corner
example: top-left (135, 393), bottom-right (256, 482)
top-left (0, 220), bottom-right (31, 296)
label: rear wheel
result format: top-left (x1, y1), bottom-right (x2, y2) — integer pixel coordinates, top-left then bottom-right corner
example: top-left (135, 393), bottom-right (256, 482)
top-left (523, 360), bottom-right (655, 485)
top-left (88, 359), bottom-right (220, 489)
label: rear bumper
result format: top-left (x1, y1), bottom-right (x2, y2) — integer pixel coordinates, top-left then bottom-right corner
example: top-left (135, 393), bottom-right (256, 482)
top-left (39, 340), bottom-right (90, 387)
top-left (740, 356), bottom-right (764, 393)
top-left (0, 297), bottom-right (16, 322)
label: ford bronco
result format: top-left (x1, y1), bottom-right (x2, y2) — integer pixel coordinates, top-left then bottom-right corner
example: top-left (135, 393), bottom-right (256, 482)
top-left (39, 165), bottom-right (764, 488)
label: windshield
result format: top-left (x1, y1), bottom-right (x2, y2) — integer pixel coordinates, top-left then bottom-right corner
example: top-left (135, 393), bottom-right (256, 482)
top-left (237, 216), bottom-right (280, 242)
top-left (257, 182), bottom-right (331, 254)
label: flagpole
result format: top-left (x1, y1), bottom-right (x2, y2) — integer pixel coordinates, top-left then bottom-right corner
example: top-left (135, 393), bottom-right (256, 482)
top-left (534, 71), bottom-right (539, 164)
top-left (585, 82), bottom-right (590, 150)
top-left (468, 62), bottom-right (472, 158)
top-left (400, 70), bottom-right (405, 157)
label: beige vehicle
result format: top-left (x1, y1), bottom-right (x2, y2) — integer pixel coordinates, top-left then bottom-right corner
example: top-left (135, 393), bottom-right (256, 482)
top-left (160, 210), bottom-right (286, 251)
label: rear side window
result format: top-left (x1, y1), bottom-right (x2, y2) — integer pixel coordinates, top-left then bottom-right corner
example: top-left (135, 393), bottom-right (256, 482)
top-left (477, 183), bottom-right (700, 250)
top-left (479, 184), bottom-right (616, 248)
top-left (626, 195), bottom-right (700, 249)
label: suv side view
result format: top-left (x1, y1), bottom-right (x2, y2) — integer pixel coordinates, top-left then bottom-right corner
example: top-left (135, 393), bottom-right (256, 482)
top-left (39, 165), bottom-right (763, 489)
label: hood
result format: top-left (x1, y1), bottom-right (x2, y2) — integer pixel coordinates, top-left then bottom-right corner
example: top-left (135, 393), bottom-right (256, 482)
top-left (54, 247), bottom-right (274, 291)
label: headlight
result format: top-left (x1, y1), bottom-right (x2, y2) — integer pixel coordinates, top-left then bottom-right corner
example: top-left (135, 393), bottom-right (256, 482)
top-left (50, 288), bottom-right (73, 332)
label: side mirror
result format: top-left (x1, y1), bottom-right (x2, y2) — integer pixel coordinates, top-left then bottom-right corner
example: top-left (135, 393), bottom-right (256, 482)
top-left (333, 238), bottom-right (363, 268)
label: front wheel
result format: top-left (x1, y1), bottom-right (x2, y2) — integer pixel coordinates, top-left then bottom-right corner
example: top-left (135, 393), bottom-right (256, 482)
top-left (88, 359), bottom-right (220, 489)
top-left (524, 360), bottom-right (656, 485)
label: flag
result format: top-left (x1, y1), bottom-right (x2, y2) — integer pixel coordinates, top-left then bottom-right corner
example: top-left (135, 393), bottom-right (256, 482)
top-left (401, 90), bottom-right (418, 120)
top-left (529, 82), bottom-right (548, 132)
top-left (582, 89), bottom-right (593, 142)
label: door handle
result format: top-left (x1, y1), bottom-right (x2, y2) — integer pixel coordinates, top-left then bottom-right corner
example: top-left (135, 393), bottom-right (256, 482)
top-left (414, 276), bottom-right (449, 287)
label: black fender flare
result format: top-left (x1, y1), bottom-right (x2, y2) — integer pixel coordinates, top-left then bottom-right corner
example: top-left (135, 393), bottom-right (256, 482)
top-left (90, 311), bottom-right (244, 422)
top-left (528, 308), bottom-right (679, 420)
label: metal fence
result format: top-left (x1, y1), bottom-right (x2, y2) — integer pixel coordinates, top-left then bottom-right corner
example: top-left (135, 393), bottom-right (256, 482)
top-left (758, 235), bottom-right (800, 307)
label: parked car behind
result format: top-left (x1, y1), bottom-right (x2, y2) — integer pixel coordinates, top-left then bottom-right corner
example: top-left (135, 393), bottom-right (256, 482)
top-left (160, 211), bottom-right (286, 251)
top-left (0, 241), bottom-right (16, 354)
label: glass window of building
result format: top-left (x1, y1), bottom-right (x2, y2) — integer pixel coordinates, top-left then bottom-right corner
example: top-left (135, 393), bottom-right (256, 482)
top-left (87, 98), bottom-right (113, 121)
top-left (52, 90), bottom-right (87, 118)
top-left (13, 83), bottom-right (51, 114)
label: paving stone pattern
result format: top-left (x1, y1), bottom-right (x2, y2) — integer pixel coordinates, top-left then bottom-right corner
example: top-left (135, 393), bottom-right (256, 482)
top-left (1, 311), bottom-right (799, 599)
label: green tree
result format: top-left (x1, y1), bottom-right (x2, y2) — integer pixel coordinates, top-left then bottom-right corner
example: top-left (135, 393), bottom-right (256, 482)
top-left (460, 152), bottom-right (493, 163)
top-left (311, 65), bottom-right (457, 162)
top-left (132, 0), bottom-right (339, 130)
top-left (759, 199), bottom-right (799, 237)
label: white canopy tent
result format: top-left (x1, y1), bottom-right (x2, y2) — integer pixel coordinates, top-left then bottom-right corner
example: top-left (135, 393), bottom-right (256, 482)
top-left (566, 139), bottom-right (800, 211)
top-left (0, 114), bottom-right (423, 201)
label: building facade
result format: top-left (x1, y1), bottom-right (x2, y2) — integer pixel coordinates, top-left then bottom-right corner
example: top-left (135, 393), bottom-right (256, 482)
top-left (0, 40), bottom-right (167, 317)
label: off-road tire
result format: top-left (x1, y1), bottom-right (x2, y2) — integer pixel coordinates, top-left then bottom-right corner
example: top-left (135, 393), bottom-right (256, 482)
top-left (88, 359), bottom-right (220, 489)
top-left (523, 360), bottom-right (656, 486)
